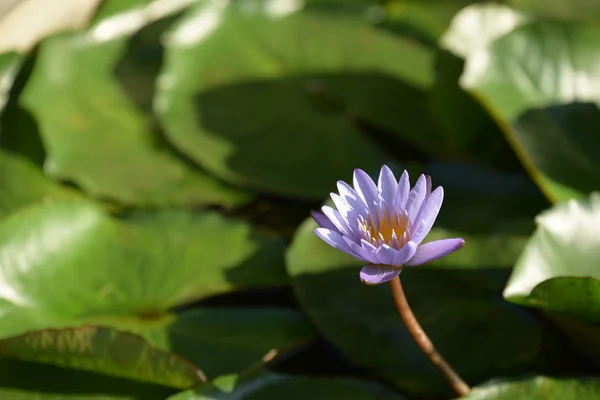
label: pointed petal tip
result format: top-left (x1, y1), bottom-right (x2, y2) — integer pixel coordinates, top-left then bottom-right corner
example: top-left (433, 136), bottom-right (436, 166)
top-left (311, 210), bottom-right (338, 231)
top-left (404, 238), bottom-right (465, 266)
top-left (380, 164), bottom-right (393, 175)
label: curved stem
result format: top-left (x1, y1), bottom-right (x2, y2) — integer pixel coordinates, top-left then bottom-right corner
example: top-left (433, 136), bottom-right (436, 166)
top-left (389, 275), bottom-right (470, 397)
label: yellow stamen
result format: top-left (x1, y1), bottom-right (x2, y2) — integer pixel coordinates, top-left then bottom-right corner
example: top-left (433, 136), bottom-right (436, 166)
top-left (360, 209), bottom-right (411, 248)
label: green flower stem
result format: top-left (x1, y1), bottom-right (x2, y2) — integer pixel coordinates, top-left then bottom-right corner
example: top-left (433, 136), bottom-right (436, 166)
top-left (389, 275), bottom-right (470, 397)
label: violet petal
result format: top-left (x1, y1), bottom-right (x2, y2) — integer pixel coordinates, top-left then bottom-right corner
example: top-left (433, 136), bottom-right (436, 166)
top-left (377, 165), bottom-right (397, 214)
top-left (353, 169), bottom-right (379, 212)
top-left (425, 175), bottom-right (432, 197)
top-left (311, 211), bottom-right (338, 231)
top-left (322, 206), bottom-right (354, 238)
top-left (411, 187), bottom-right (444, 244)
top-left (330, 193), bottom-right (361, 233)
top-left (374, 244), bottom-right (398, 265)
top-left (315, 228), bottom-right (360, 259)
top-left (405, 238), bottom-right (465, 266)
top-left (337, 181), bottom-right (369, 217)
top-left (394, 170), bottom-right (410, 211)
top-left (360, 264), bottom-right (401, 285)
top-left (393, 241), bottom-right (418, 266)
top-left (406, 174), bottom-right (427, 223)
top-left (344, 237), bottom-right (378, 264)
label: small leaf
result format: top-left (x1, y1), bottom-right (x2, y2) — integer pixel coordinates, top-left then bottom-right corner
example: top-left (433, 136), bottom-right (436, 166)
top-left (504, 193), bottom-right (600, 322)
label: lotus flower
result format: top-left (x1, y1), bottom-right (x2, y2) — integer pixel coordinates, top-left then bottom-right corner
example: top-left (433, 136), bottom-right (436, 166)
top-left (313, 166), bottom-right (464, 284)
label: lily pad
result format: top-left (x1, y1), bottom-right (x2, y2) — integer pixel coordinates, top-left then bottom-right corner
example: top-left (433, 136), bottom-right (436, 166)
top-left (0, 357), bottom-right (173, 399)
top-left (20, 0), bottom-right (248, 207)
top-left (169, 372), bottom-right (405, 400)
top-left (0, 199), bottom-right (286, 338)
top-left (0, 149), bottom-right (80, 218)
top-left (0, 326), bottom-right (204, 389)
top-left (504, 193), bottom-right (600, 322)
top-left (459, 20), bottom-right (600, 202)
top-left (111, 307), bottom-right (317, 380)
top-left (156, 0), bottom-right (435, 198)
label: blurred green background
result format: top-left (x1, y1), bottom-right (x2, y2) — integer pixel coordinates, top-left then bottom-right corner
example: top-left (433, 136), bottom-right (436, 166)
top-left (1, 0), bottom-right (600, 399)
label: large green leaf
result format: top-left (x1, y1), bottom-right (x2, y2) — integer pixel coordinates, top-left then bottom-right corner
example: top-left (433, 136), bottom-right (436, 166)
top-left (156, 0), bottom-right (435, 198)
top-left (20, 0), bottom-right (248, 208)
top-left (0, 199), bottom-right (286, 338)
top-left (0, 326), bottom-right (204, 389)
top-left (504, 193), bottom-right (600, 322)
top-left (463, 376), bottom-right (600, 399)
top-left (0, 149), bottom-right (80, 218)
top-left (425, 162), bottom-right (548, 233)
top-left (0, 357), bottom-right (173, 399)
top-left (111, 308), bottom-right (317, 380)
top-left (286, 166), bottom-right (577, 396)
top-left (169, 372), bottom-right (405, 400)
top-left (459, 20), bottom-right (600, 202)
top-left (0, 309), bottom-right (315, 385)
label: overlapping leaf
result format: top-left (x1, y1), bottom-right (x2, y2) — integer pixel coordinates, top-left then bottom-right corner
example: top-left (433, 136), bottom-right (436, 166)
top-left (156, 0), bottom-right (436, 198)
top-left (456, 16), bottom-right (600, 202)
top-left (111, 307), bottom-right (316, 379)
top-left (20, 0), bottom-right (247, 207)
top-left (0, 198), bottom-right (302, 384)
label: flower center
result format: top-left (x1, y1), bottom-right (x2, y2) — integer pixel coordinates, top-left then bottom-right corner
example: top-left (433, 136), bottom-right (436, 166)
top-left (359, 209), bottom-right (411, 249)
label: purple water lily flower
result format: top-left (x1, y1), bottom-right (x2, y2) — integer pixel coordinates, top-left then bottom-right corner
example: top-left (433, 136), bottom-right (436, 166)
top-left (313, 166), bottom-right (464, 285)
